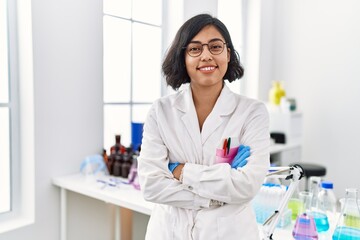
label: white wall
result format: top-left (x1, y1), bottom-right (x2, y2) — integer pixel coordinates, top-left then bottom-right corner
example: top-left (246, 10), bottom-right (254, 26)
top-left (259, 0), bottom-right (360, 197)
top-left (0, 0), bottom-right (108, 239)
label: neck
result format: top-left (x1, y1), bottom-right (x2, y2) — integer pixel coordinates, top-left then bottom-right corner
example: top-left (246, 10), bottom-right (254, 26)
top-left (191, 82), bottom-right (223, 109)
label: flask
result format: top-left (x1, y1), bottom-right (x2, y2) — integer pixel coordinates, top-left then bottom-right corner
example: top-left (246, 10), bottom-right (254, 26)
top-left (307, 177), bottom-right (330, 234)
top-left (293, 191), bottom-right (319, 239)
top-left (332, 188), bottom-right (360, 240)
top-left (269, 81), bottom-right (286, 106)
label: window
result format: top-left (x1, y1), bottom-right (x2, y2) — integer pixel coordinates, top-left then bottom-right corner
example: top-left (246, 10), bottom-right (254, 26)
top-left (0, 0), bottom-right (11, 215)
top-left (218, 0), bottom-right (245, 95)
top-left (103, 0), bottom-right (162, 150)
top-left (0, 0), bottom-right (34, 232)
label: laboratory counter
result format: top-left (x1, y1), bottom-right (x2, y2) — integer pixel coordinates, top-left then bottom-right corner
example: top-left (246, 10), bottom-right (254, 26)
top-left (53, 173), bottom-right (338, 240)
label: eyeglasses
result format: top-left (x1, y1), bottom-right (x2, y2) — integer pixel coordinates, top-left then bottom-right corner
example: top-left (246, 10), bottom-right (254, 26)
top-left (183, 39), bottom-right (227, 57)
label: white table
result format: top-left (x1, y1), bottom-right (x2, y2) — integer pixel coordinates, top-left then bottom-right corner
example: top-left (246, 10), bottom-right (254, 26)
top-left (53, 173), bottom-right (310, 240)
top-left (52, 174), bottom-right (154, 240)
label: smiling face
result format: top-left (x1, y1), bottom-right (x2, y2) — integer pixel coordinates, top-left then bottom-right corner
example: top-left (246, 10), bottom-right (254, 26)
top-left (185, 25), bottom-right (230, 89)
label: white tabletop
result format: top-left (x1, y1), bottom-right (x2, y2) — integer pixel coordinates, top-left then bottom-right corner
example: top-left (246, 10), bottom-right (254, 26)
top-left (52, 173), bottom-right (154, 215)
top-left (52, 173), bottom-right (318, 239)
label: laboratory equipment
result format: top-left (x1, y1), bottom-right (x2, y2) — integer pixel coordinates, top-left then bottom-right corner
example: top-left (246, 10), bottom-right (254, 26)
top-left (288, 198), bottom-right (303, 220)
top-left (333, 188), bottom-right (360, 240)
top-left (309, 176), bottom-right (322, 209)
top-left (252, 183), bottom-right (290, 227)
top-left (292, 213), bottom-right (319, 240)
top-left (307, 178), bottom-right (330, 233)
top-left (318, 181), bottom-right (337, 221)
top-left (261, 164), bottom-right (305, 240)
top-left (293, 191), bottom-right (319, 239)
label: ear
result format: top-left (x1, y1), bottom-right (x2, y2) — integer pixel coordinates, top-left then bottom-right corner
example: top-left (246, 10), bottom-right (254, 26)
top-left (227, 48), bottom-right (230, 62)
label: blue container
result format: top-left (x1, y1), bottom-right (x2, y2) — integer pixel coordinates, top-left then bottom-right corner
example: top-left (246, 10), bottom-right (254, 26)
top-left (332, 226), bottom-right (360, 240)
top-left (131, 122), bottom-right (144, 151)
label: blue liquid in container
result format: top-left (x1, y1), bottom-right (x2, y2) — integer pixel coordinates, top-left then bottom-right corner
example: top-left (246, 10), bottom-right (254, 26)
top-left (311, 212), bottom-right (330, 232)
top-left (332, 226), bottom-right (360, 240)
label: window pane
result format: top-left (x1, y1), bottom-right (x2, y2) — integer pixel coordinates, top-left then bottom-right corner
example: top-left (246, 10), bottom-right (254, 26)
top-left (132, 23), bottom-right (161, 102)
top-left (132, 0), bottom-right (162, 25)
top-left (132, 104), bottom-right (152, 123)
top-left (0, 107), bottom-right (10, 213)
top-left (103, 0), bottom-right (131, 19)
top-left (103, 16), bottom-right (131, 103)
top-left (218, 0), bottom-right (244, 94)
top-left (0, 0), bottom-right (9, 103)
top-left (104, 105), bottom-right (131, 152)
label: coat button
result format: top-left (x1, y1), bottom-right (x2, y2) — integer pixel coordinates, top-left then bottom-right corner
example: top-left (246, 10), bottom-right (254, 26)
top-left (188, 186), bottom-right (193, 190)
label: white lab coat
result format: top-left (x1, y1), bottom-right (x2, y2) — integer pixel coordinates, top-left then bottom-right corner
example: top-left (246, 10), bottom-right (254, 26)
top-left (138, 84), bottom-right (270, 240)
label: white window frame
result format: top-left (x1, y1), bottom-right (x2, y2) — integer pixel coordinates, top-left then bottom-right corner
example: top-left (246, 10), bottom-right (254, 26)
top-left (103, 0), bottom-right (163, 150)
top-left (0, 0), bottom-right (35, 234)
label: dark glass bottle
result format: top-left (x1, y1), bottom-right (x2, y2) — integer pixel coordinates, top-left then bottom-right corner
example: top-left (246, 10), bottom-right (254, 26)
top-left (110, 135), bottom-right (121, 155)
top-left (121, 152), bottom-right (131, 178)
top-left (112, 153), bottom-right (123, 177)
top-left (110, 134), bottom-right (126, 155)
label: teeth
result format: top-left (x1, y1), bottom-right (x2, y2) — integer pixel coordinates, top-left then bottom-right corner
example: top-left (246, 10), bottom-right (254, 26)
top-left (200, 66), bottom-right (215, 71)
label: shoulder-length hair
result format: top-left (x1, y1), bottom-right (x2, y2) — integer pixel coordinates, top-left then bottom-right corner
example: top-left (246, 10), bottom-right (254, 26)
top-left (162, 14), bottom-right (244, 90)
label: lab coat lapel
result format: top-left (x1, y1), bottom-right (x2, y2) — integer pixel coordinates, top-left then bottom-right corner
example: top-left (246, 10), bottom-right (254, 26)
top-left (174, 86), bottom-right (202, 154)
top-left (201, 85), bottom-right (237, 144)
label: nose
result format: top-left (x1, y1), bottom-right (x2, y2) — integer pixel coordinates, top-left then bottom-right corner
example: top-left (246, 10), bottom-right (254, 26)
top-left (200, 44), bottom-right (213, 61)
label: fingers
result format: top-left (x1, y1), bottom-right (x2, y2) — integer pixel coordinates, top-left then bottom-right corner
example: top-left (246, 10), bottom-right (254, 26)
top-left (231, 145), bottom-right (251, 168)
top-left (232, 150), bottom-right (250, 168)
top-left (238, 159), bottom-right (248, 168)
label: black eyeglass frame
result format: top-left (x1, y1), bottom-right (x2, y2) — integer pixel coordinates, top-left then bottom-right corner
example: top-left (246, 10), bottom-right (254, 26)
top-left (182, 39), bottom-right (227, 57)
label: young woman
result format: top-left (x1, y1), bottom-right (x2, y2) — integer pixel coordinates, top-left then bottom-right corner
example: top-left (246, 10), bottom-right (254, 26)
top-left (138, 14), bottom-right (270, 240)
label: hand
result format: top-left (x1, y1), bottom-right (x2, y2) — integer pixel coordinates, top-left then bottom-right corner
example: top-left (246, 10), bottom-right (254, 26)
top-left (231, 145), bottom-right (250, 169)
top-left (168, 162), bottom-right (181, 173)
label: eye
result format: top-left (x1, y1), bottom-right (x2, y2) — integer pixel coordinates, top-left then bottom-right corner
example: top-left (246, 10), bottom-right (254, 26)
top-left (209, 43), bottom-right (223, 51)
top-left (188, 45), bottom-right (202, 53)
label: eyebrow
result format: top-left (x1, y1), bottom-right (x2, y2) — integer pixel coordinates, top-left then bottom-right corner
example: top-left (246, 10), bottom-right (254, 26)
top-left (188, 38), bottom-right (224, 44)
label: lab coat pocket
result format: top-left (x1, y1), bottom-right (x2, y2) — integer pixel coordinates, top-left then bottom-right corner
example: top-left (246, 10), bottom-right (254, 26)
top-left (217, 205), bottom-right (260, 240)
top-left (215, 146), bottom-right (239, 164)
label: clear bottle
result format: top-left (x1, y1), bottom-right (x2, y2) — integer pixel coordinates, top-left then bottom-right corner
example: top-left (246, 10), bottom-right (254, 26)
top-left (318, 181), bottom-right (337, 220)
top-left (332, 188), bottom-right (360, 240)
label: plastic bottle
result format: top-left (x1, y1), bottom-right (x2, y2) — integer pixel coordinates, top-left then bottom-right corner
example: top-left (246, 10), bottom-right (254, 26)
top-left (332, 188), bottom-right (360, 240)
top-left (318, 181), bottom-right (337, 220)
top-left (269, 81), bottom-right (286, 106)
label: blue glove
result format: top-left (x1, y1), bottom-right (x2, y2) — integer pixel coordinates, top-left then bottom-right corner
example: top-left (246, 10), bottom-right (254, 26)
top-left (231, 145), bottom-right (250, 169)
top-left (168, 162), bottom-right (181, 173)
